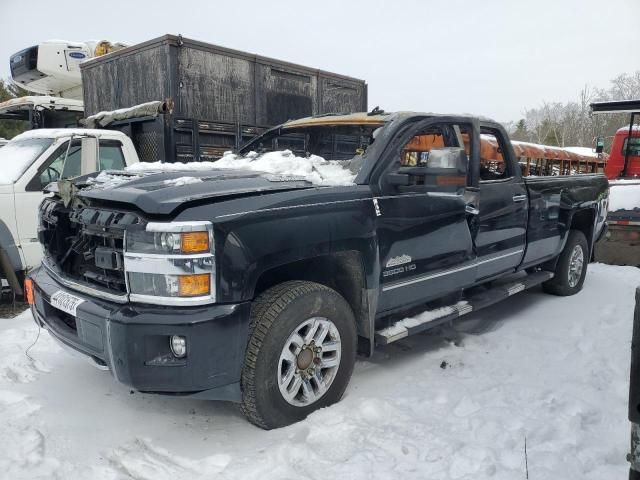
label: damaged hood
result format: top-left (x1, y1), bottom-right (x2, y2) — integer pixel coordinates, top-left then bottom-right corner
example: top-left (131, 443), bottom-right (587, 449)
top-left (56, 169), bottom-right (315, 215)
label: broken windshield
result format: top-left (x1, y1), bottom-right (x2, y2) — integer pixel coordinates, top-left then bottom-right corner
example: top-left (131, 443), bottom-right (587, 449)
top-left (238, 123), bottom-right (385, 176)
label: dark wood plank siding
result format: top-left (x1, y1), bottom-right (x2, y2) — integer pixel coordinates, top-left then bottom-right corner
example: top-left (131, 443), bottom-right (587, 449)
top-left (319, 76), bottom-right (367, 114)
top-left (177, 47), bottom-right (255, 123)
top-left (255, 63), bottom-right (318, 125)
top-left (83, 47), bottom-right (169, 113)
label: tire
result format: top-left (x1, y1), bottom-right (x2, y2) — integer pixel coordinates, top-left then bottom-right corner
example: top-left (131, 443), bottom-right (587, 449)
top-left (240, 280), bottom-right (357, 429)
top-left (542, 230), bottom-right (589, 296)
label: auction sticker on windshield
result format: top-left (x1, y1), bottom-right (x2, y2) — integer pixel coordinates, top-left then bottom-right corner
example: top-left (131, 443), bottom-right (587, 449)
top-left (51, 290), bottom-right (85, 316)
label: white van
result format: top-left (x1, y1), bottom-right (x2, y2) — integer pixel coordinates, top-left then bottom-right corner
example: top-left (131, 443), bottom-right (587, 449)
top-left (0, 128), bottom-right (139, 295)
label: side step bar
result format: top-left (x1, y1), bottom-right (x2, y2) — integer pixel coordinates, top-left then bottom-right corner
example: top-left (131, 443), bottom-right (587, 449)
top-left (375, 270), bottom-right (554, 345)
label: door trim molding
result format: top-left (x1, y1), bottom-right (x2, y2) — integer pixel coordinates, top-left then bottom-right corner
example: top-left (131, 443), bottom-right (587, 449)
top-left (381, 248), bottom-right (524, 292)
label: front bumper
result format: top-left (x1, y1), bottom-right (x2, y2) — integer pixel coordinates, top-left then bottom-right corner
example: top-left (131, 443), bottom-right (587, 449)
top-left (29, 266), bottom-right (251, 401)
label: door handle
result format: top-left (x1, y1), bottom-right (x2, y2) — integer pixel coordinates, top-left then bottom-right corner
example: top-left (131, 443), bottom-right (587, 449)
top-left (512, 194), bottom-right (527, 203)
top-left (465, 205), bottom-right (479, 215)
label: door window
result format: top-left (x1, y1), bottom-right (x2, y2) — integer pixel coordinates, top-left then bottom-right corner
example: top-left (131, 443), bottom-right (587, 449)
top-left (623, 137), bottom-right (640, 157)
top-left (386, 122), bottom-right (472, 192)
top-left (36, 140), bottom-right (82, 188)
top-left (99, 141), bottom-right (126, 170)
top-left (479, 129), bottom-right (513, 181)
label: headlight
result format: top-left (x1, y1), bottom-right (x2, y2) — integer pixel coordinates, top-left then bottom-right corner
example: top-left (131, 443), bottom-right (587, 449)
top-left (123, 221), bottom-right (215, 305)
top-left (126, 230), bottom-right (210, 254)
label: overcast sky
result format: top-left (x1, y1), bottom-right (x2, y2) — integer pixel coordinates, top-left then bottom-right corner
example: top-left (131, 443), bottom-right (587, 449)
top-left (1, 0), bottom-right (639, 122)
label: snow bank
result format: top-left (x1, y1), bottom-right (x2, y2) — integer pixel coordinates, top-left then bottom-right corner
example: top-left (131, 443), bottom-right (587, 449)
top-left (609, 179), bottom-right (640, 211)
top-left (2, 263), bottom-right (638, 479)
top-left (126, 150), bottom-right (356, 186)
top-left (0, 323), bottom-right (57, 383)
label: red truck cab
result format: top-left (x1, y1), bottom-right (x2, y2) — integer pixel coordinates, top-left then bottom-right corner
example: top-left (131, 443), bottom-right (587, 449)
top-left (605, 125), bottom-right (640, 179)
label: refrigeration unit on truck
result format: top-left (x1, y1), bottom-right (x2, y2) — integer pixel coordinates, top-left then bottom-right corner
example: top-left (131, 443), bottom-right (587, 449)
top-left (28, 110), bottom-right (608, 429)
top-left (2, 40), bottom-right (126, 132)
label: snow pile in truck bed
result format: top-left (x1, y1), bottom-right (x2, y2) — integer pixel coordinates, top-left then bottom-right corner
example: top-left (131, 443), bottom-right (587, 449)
top-left (125, 150), bottom-right (357, 186)
top-left (1, 263), bottom-right (638, 479)
top-left (609, 179), bottom-right (640, 211)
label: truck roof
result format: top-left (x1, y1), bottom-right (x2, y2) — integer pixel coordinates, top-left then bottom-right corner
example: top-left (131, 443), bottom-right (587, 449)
top-left (615, 125), bottom-right (640, 135)
top-left (0, 95), bottom-right (84, 113)
top-left (11, 128), bottom-right (128, 141)
top-left (281, 111), bottom-right (501, 129)
top-left (282, 112), bottom-right (391, 128)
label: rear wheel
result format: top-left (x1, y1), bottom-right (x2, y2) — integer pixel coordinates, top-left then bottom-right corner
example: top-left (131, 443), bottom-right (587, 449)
top-left (543, 230), bottom-right (588, 296)
top-left (241, 281), bottom-right (357, 429)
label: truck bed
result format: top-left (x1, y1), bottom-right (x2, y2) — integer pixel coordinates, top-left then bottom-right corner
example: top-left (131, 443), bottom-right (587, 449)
top-left (522, 174), bottom-right (608, 267)
top-left (595, 180), bottom-right (640, 266)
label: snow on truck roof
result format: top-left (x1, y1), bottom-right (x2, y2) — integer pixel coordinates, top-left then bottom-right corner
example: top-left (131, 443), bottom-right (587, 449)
top-left (0, 95), bottom-right (84, 113)
top-left (11, 128), bottom-right (126, 141)
top-left (615, 124), bottom-right (640, 135)
top-left (562, 146), bottom-right (599, 158)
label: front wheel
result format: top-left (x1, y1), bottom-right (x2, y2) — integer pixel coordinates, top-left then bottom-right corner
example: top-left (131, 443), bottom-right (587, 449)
top-left (240, 281), bottom-right (357, 429)
top-left (543, 230), bottom-right (589, 296)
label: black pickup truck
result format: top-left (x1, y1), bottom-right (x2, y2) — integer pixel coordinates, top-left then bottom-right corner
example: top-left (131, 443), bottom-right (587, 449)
top-left (28, 111), bottom-right (608, 429)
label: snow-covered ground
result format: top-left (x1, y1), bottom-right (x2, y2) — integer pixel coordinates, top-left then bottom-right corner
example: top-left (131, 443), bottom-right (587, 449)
top-left (1, 263), bottom-right (637, 479)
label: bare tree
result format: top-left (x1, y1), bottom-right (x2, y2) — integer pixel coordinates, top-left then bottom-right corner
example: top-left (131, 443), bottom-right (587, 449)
top-left (507, 71), bottom-right (640, 151)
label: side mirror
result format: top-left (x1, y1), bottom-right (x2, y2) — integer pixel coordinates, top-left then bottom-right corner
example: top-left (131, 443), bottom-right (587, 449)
top-left (386, 172), bottom-right (411, 186)
top-left (595, 137), bottom-right (604, 154)
top-left (387, 147), bottom-right (468, 191)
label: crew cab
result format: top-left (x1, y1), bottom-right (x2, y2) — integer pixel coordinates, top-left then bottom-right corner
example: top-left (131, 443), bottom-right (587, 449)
top-left (28, 111), bottom-right (608, 429)
top-left (0, 128), bottom-right (139, 296)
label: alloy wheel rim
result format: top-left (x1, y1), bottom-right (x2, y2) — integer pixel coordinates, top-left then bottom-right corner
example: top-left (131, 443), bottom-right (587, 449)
top-left (568, 245), bottom-right (584, 288)
top-left (277, 317), bottom-right (341, 407)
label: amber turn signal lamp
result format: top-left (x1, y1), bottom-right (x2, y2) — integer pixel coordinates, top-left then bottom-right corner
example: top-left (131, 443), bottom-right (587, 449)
top-left (24, 278), bottom-right (34, 305)
top-left (178, 274), bottom-right (210, 297)
top-left (180, 232), bottom-right (210, 254)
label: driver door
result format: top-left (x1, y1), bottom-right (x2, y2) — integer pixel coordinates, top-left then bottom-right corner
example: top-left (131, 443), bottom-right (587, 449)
top-left (374, 119), bottom-right (480, 314)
